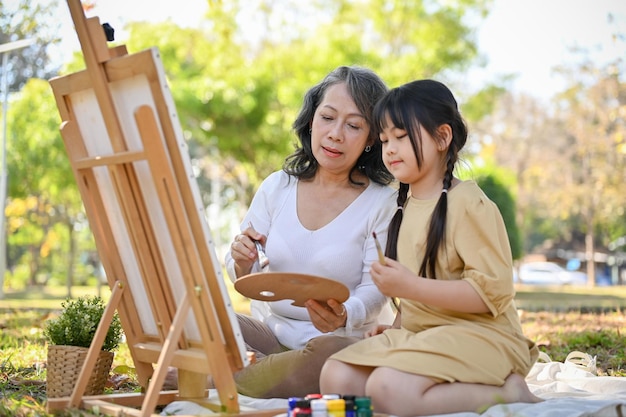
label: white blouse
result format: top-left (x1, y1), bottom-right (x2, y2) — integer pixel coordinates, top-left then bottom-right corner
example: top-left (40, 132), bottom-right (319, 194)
top-left (225, 170), bottom-right (396, 349)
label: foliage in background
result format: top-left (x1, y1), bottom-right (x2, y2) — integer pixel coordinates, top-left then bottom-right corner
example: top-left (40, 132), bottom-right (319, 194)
top-left (5, 78), bottom-right (90, 294)
top-left (473, 171), bottom-right (522, 260)
top-left (470, 57), bottom-right (626, 281)
top-left (14, 0), bottom-right (491, 288)
top-left (43, 296), bottom-right (123, 352)
top-left (1, 0), bottom-right (624, 291)
top-left (0, 0), bottom-right (60, 92)
top-left (113, 0), bottom-right (491, 209)
top-left (553, 60), bottom-right (626, 279)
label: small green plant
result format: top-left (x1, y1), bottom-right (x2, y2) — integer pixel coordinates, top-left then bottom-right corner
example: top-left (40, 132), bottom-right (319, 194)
top-left (43, 296), bottom-right (123, 352)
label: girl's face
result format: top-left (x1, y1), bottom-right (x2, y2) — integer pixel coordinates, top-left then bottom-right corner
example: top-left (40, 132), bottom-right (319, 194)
top-left (379, 115), bottom-right (447, 199)
top-left (310, 83), bottom-right (370, 177)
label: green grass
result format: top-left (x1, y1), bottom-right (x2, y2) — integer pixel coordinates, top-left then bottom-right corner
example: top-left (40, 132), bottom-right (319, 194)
top-left (514, 284), bottom-right (626, 312)
top-left (0, 307), bottom-right (137, 417)
top-left (3, 283), bottom-right (624, 314)
top-left (0, 286), bottom-right (109, 310)
top-left (1, 284), bottom-right (625, 416)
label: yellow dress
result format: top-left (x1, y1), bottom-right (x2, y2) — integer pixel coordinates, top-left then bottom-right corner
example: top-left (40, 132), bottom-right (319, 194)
top-left (329, 181), bottom-right (538, 385)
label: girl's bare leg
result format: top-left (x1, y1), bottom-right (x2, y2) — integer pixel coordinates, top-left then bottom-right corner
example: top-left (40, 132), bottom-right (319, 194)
top-left (320, 359), bottom-right (373, 396)
top-left (367, 368), bottom-right (543, 417)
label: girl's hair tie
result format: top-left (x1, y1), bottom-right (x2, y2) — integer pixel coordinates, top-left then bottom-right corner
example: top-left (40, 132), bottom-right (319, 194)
top-left (397, 206), bottom-right (404, 211)
top-left (442, 189), bottom-right (448, 194)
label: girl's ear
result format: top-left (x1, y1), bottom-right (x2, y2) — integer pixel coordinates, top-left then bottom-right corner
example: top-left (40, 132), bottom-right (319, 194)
top-left (436, 124), bottom-right (453, 151)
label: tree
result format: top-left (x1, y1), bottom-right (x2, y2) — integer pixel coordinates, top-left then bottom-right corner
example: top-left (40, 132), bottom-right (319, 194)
top-left (471, 91), bottom-right (566, 252)
top-left (101, 0), bottom-right (492, 251)
top-left (469, 55), bottom-right (626, 286)
top-left (0, 0), bottom-right (60, 92)
top-left (1, 0), bottom-right (65, 296)
top-left (1, 0), bottom-right (497, 293)
top-left (553, 59), bottom-right (626, 285)
top-left (5, 78), bottom-right (87, 296)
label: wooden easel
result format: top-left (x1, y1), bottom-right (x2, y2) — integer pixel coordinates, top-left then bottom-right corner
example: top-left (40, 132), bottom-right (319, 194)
top-left (47, 1), bottom-right (281, 416)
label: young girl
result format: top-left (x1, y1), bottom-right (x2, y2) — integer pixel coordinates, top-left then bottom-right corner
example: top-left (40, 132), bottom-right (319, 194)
top-left (319, 79), bottom-right (541, 416)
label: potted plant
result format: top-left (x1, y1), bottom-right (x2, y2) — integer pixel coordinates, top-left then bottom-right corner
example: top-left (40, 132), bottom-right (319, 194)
top-left (44, 295), bottom-right (124, 398)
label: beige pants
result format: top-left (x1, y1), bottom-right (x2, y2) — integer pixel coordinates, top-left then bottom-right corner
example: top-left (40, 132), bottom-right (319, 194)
top-left (234, 314), bottom-right (359, 398)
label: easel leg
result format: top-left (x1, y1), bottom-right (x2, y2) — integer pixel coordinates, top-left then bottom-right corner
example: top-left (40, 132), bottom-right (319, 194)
top-left (69, 281), bottom-right (125, 408)
top-left (139, 291), bottom-right (210, 416)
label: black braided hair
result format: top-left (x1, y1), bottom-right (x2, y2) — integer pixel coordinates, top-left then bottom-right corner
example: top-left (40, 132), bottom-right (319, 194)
top-left (374, 80), bottom-right (468, 278)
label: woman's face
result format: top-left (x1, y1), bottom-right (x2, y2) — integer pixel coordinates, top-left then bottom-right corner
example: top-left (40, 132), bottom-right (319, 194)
top-left (310, 83), bottom-right (370, 177)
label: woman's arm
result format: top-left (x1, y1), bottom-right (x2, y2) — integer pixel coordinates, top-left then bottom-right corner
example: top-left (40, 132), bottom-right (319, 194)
top-left (224, 171), bottom-right (284, 281)
top-left (338, 185), bottom-right (398, 333)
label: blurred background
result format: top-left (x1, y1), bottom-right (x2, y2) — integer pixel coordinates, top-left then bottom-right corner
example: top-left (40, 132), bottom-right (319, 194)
top-left (0, 0), bottom-right (624, 299)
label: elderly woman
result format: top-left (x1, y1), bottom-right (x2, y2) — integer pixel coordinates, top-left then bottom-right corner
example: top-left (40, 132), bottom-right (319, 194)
top-left (225, 65), bottom-right (397, 398)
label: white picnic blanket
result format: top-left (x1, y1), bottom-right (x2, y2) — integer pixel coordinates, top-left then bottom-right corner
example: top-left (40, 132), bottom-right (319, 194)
top-left (162, 352), bottom-right (626, 417)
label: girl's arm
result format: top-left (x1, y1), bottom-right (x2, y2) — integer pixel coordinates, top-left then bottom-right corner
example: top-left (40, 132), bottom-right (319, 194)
top-left (370, 187), bottom-right (516, 316)
top-left (407, 275), bottom-right (490, 313)
top-left (371, 259), bottom-right (490, 314)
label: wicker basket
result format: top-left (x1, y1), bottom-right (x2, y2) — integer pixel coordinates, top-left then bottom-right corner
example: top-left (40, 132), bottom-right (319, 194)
top-left (46, 345), bottom-right (114, 398)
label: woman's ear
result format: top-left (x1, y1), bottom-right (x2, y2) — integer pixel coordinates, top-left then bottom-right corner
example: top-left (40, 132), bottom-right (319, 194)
top-left (436, 124), bottom-right (453, 151)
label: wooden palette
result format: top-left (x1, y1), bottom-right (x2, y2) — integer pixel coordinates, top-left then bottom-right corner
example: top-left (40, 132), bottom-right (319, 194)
top-left (234, 272), bottom-right (349, 307)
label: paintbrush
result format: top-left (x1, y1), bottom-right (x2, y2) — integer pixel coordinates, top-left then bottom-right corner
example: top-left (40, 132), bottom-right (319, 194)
top-left (248, 221), bottom-right (269, 272)
top-left (372, 231), bottom-right (386, 265)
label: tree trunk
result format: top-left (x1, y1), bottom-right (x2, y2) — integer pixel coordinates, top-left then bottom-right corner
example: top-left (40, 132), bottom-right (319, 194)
top-left (28, 245), bottom-right (38, 286)
top-left (66, 221), bottom-right (75, 299)
top-left (585, 223), bottom-right (596, 288)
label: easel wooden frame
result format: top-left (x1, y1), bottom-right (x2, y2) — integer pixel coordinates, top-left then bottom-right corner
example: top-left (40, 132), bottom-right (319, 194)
top-left (46, 1), bottom-right (280, 416)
